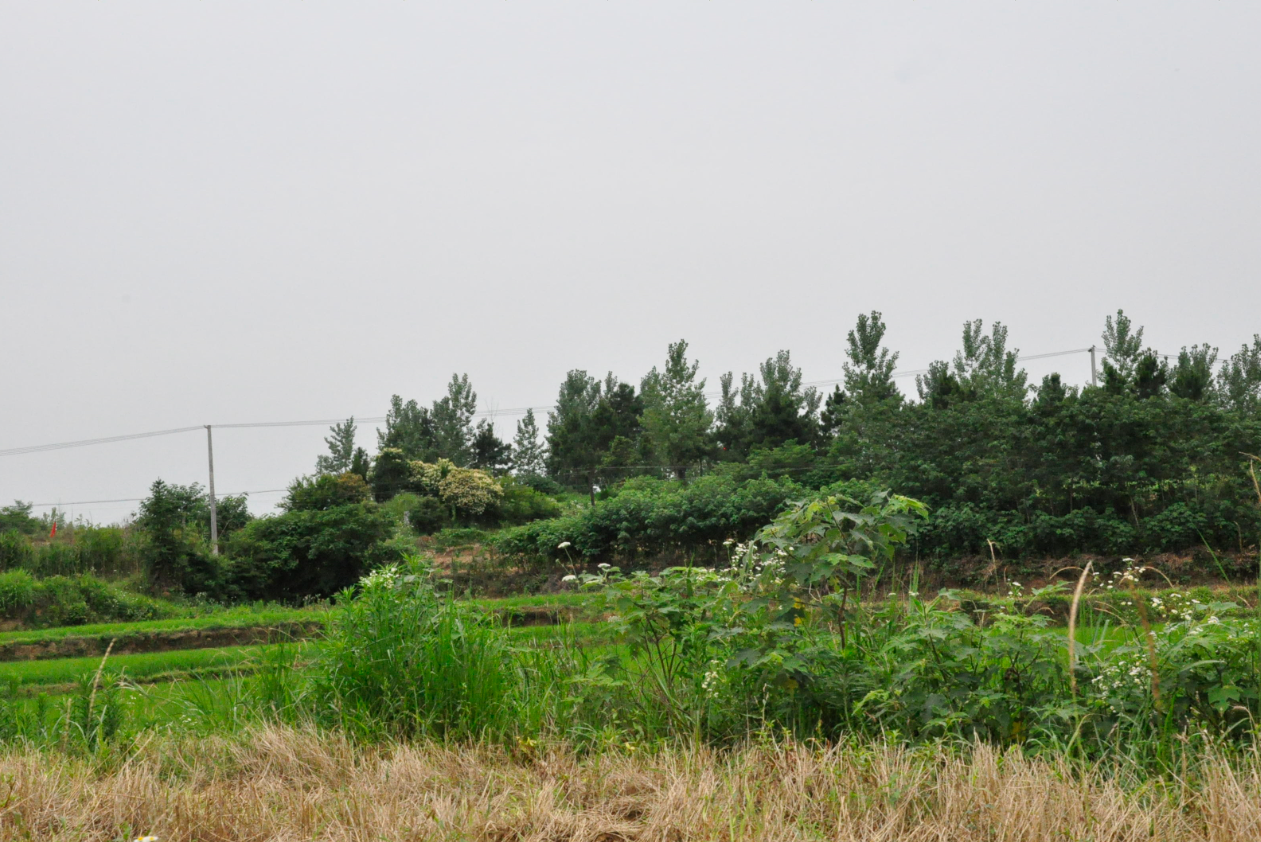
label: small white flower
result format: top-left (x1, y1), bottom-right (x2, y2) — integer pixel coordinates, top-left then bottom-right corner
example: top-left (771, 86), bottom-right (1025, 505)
top-left (561, 574), bottom-right (577, 583)
top-left (598, 562), bottom-right (611, 570)
top-left (557, 541), bottom-right (572, 549)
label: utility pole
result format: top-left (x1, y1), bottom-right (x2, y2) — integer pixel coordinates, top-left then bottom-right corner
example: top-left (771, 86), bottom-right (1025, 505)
top-left (206, 425), bottom-right (219, 555)
top-left (1089, 346), bottom-right (1098, 388)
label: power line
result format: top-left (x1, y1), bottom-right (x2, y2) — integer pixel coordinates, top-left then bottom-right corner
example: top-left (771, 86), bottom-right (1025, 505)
top-left (29, 488), bottom-right (289, 508)
top-left (0, 426), bottom-right (205, 458)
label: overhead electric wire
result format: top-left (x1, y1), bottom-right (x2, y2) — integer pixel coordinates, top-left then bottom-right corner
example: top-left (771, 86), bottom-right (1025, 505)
top-left (0, 426), bottom-right (205, 458)
top-left (31, 488), bottom-right (288, 508)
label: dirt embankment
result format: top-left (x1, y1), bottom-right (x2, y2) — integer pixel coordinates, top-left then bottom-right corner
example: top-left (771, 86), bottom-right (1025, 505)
top-left (0, 621), bottom-right (324, 662)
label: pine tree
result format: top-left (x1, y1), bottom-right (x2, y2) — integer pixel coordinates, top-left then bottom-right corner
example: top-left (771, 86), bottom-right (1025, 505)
top-left (432, 373), bottom-right (478, 465)
top-left (315, 418), bottom-right (358, 474)
top-left (512, 408), bottom-right (547, 476)
top-left (546, 371), bottom-right (603, 501)
top-left (640, 340), bottom-right (713, 481)
top-left (471, 420), bottom-right (511, 474)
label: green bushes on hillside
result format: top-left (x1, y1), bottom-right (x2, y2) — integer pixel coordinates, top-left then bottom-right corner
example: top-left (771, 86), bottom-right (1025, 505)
top-left (0, 527), bottom-right (140, 578)
top-left (0, 570), bottom-right (175, 628)
top-left (492, 474), bottom-right (803, 563)
top-left (224, 473), bottom-right (400, 603)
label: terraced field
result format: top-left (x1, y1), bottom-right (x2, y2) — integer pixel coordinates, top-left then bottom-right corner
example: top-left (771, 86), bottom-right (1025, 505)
top-left (0, 594), bottom-right (602, 702)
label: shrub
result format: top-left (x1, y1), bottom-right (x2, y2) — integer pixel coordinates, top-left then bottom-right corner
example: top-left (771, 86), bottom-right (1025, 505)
top-left (313, 559), bottom-right (520, 740)
top-left (135, 479), bottom-right (222, 595)
top-left (284, 472), bottom-right (372, 512)
top-left (0, 571), bottom-right (175, 628)
top-left (0, 531), bottom-right (34, 571)
top-left (225, 502), bottom-right (397, 603)
top-left (494, 478), bottom-right (561, 525)
top-left (0, 502), bottom-right (41, 535)
top-left (438, 467), bottom-right (502, 517)
top-left (493, 475), bottom-right (803, 564)
top-left (407, 496), bottom-right (449, 535)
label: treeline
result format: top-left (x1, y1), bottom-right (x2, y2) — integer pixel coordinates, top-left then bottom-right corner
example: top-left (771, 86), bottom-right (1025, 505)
top-left (5, 308), bottom-right (1260, 610)
top-left (369, 309), bottom-right (1261, 559)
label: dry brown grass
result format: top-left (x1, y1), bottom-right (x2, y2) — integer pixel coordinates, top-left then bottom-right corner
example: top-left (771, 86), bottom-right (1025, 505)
top-left (2, 727), bottom-right (1260, 841)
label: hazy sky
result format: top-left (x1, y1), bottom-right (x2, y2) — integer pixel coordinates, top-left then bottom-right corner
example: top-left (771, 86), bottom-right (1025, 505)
top-left (3, 2), bottom-right (1259, 522)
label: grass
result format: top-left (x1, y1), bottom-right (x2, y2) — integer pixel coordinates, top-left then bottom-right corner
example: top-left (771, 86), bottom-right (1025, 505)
top-left (1, 619), bottom-right (608, 693)
top-left (0, 604), bottom-right (326, 646)
top-left (0, 645), bottom-right (276, 688)
top-left (1, 725), bottom-right (1258, 841)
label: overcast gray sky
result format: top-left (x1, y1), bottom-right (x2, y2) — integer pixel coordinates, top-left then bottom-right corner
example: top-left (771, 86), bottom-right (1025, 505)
top-left (2, 2), bottom-right (1259, 522)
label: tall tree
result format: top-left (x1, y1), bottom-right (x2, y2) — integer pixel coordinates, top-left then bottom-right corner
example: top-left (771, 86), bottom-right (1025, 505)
top-left (1101, 309), bottom-right (1145, 388)
top-left (951, 319), bottom-right (1027, 400)
top-left (716, 351), bottom-right (820, 457)
top-left (512, 408), bottom-right (547, 476)
top-left (1218, 335), bottom-right (1261, 412)
top-left (377, 395), bottom-right (436, 460)
top-left (715, 372), bottom-right (754, 458)
top-left (315, 418), bottom-right (357, 474)
top-left (915, 360), bottom-right (961, 409)
top-left (843, 311), bottom-right (900, 403)
top-left (819, 385), bottom-right (847, 437)
top-left (592, 374), bottom-right (646, 482)
top-left (1169, 345), bottom-right (1218, 401)
top-left (432, 373), bottom-right (478, 465)
top-left (640, 340), bottom-right (714, 481)
top-left (546, 370), bottom-right (603, 501)
top-left (470, 420), bottom-right (512, 474)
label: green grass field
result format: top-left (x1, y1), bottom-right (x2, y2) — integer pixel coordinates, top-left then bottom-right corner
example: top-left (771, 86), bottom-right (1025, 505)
top-left (0, 645), bottom-right (274, 688)
top-left (0, 605), bottom-right (327, 646)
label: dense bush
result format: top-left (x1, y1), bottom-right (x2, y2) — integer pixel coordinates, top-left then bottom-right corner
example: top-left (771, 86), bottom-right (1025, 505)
top-left (494, 477), bottom-right (562, 526)
top-left (284, 472), bottom-right (372, 512)
top-left (492, 474), bottom-right (803, 564)
top-left (0, 570), bottom-right (175, 628)
top-left (312, 560), bottom-right (528, 740)
top-left (0, 527), bottom-right (140, 578)
top-left (0, 502), bottom-right (42, 535)
top-left (225, 502), bottom-right (398, 603)
top-left (567, 493), bottom-right (1261, 752)
top-left (830, 390), bottom-right (1261, 559)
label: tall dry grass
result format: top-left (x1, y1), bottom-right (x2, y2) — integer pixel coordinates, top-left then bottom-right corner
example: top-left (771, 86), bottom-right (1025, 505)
top-left (1, 727), bottom-right (1259, 841)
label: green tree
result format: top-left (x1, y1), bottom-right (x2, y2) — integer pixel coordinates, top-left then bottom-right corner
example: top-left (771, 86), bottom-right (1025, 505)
top-left (1101, 309), bottom-right (1145, 389)
top-left (915, 360), bottom-right (961, 409)
top-left (377, 396), bottom-right (436, 460)
top-left (547, 370), bottom-right (604, 501)
top-left (432, 373), bottom-right (478, 465)
top-left (471, 420), bottom-right (511, 474)
top-left (1169, 345), bottom-right (1218, 402)
top-left (512, 408), bottom-right (547, 476)
top-left (285, 472), bottom-right (373, 512)
top-left (843, 311), bottom-right (900, 403)
top-left (135, 480), bottom-right (220, 594)
top-left (369, 447), bottom-right (412, 502)
top-left (592, 374), bottom-right (646, 483)
top-left (951, 319), bottom-right (1027, 400)
top-left (716, 350), bottom-right (820, 458)
top-left (641, 340), bottom-right (714, 481)
top-left (315, 417), bottom-right (358, 474)
top-left (819, 385), bottom-right (847, 437)
top-left (1218, 336), bottom-right (1261, 412)
top-left (0, 501), bottom-right (40, 535)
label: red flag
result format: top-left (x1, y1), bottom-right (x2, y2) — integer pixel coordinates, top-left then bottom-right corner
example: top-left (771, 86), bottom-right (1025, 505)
top-left (49, 521), bottom-right (56, 539)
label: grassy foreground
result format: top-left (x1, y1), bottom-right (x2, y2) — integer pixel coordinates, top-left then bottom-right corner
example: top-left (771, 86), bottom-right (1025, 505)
top-left (1, 726), bottom-right (1258, 841)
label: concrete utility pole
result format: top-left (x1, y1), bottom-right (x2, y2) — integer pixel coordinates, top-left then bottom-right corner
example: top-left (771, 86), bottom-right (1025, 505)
top-left (206, 425), bottom-right (219, 555)
top-left (1089, 346), bottom-right (1098, 388)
